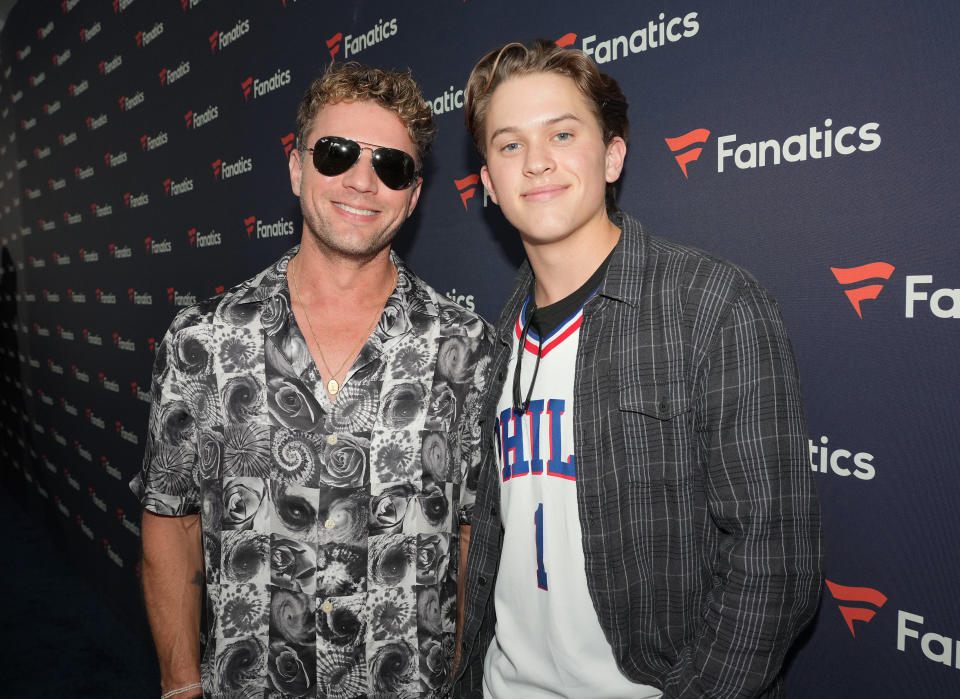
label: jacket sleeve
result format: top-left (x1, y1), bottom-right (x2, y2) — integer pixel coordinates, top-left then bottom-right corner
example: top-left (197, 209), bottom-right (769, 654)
top-left (663, 279), bottom-right (823, 697)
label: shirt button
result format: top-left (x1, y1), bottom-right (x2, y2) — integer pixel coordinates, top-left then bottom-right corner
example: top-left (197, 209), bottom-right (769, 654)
top-left (324, 518), bottom-right (336, 530)
top-left (490, 506), bottom-right (498, 517)
top-left (326, 433), bottom-right (338, 446)
top-left (321, 601), bottom-right (333, 613)
top-left (478, 576), bottom-right (488, 586)
top-left (497, 371), bottom-right (504, 382)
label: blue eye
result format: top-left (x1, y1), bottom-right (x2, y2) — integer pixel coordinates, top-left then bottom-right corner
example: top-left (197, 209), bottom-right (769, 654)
top-left (501, 142), bottom-right (520, 153)
top-left (555, 132), bottom-right (573, 142)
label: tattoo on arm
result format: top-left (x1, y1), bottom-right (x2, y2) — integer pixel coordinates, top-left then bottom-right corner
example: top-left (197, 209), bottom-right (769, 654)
top-left (191, 570), bottom-right (203, 586)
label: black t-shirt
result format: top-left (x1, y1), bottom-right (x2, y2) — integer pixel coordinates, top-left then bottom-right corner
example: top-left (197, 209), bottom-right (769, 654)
top-left (527, 247), bottom-right (615, 338)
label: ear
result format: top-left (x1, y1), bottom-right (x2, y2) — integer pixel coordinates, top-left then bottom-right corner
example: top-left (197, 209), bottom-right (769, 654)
top-left (404, 177), bottom-right (423, 218)
top-left (604, 136), bottom-right (627, 184)
top-left (288, 147), bottom-right (303, 196)
top-left (480, 165), bottom-right (499, 205)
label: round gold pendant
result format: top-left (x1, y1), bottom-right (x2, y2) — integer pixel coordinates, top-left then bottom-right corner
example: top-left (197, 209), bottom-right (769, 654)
top-left (326, 378), bottom-right (339, 395)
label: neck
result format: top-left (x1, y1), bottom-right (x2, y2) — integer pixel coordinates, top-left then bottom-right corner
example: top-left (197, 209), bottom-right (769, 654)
top-left (524, 211), bottom-right (620, 307)
top-left (292, 235), bottom-right (396, 310)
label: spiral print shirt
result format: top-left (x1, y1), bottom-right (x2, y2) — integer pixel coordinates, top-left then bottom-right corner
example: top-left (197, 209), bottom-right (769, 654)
top-left (131, 247), bottom-right (494, 698)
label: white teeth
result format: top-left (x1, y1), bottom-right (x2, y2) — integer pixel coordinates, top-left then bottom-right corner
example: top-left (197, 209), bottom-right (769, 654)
top-left (334, 202), bottom-right (377, 216)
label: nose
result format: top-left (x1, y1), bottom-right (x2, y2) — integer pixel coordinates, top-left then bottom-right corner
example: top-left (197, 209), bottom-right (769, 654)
top-left (340, 147), bottom-right (378, 193)
top-left (523, 141), bottom-right (554, 176)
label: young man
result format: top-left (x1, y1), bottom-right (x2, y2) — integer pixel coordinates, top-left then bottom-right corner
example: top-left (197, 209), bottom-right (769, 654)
top-left (455, 40), bottom-right (822, 698)
top-left (132, 62), bottom-right (493, 698)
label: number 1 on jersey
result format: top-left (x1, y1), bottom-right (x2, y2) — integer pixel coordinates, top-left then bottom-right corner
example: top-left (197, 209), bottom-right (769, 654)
top-left (534, 503), bottom-right (548, 590)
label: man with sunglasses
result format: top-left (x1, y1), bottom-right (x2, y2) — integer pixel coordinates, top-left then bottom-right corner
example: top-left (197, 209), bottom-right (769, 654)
top-left (454, 41), bottom-right (822, 698)
top-left (133, 62), bottom-right (493, 699)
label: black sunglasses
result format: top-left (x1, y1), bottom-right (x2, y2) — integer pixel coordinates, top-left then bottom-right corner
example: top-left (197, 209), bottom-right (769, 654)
top-left (306, 136), bottom-right (419, 190)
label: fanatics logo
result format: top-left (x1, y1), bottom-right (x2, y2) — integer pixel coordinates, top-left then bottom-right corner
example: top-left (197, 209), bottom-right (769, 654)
top-left (281, 132), bottom-right (296, 158)
top-left (99, 55), bottom-right (122, 75)
top-left (129, 287), bottom-right (153, 305)
top-left (29, 72), bottom-right (47, 86)
top-left (113, 0), bottom-right (135, 12)
top-left (58, 131), bottom-right (77, 146)
top-left (74, 164), bottom-right (95, 179)
top-left (326, 32), bottom-right (342, 60)
top-left (37, 22), bottom-right (54, 40)
top-left (104, 151), bottom-right (127, 167)
top-left (181, 0), bottom-right (203, 9)
top-left (87, 113), bottom-right (108, 130)
top-left (80, 22), bottom-right (101, 42)
top-left (52, 49), bottom-right (71, 66)
top-left (665, 128), bottom-right (710, 178)
top-left (167, 287), bottom-right (198, 306)
top-left (44, 100), bottom-right (62, 115)
top-left (454, 174), bottom-right (480, 211)
top-left (144, 237), bottom-right (172, 254)
top-left (141, 131), bottom-right (168, 151)
top-left (159, 61), bottom-right (190, 86)
top-left (118, 91), bottom-right (144, 111)
top-left (210, 19), bottom-right (250, 52)
top-left (135, 22), bottom-right (164, 48)
top-left (163, 177), bottom-right (194, 196)
top-left (68, 80), bottom-right (88, 97)
top-left (63, 0), bottom-right (80, 12)
top-left (825, 579), bottom-right (887, 637)
top-left (830, 262), bottom-right (895, 319)
top-left (184, 105), bottom-right (219, 129)
top-left (124, 192), bottom-right (149, 208)
top-left (556, 33), bottom-right (577, 47)
top-left (241, 68), bottom-right (292, 101)
top-left (212, 156), bottom-right (253, 180)
top-left (187, 227), bottom-right (221, 248)
top-left (244, 215), bottom-right (256, 237)
top-left (16, 46), bottom-right (31, 61)
top-left (331, 19), bottom-right (397, 60)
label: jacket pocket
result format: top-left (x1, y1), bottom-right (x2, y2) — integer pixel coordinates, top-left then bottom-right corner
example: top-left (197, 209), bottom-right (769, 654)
top-left (617, 380), bottom-right (694, 484)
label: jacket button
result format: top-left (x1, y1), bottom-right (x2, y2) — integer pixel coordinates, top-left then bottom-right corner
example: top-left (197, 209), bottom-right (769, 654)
top-left (479, 575), bottom-right (488, 586)
top-left (497, 371), bottom-right (504, 382)
top-left (490, 506), bottom-right (498, 516)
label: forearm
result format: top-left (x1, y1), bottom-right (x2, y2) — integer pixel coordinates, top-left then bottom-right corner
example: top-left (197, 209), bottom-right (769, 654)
top-left (141, 510), bottom-right (204, 695)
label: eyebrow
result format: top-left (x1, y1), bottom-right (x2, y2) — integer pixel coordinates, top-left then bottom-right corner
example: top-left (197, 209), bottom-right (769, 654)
top-left (488, 113), bottom-right (584, 143)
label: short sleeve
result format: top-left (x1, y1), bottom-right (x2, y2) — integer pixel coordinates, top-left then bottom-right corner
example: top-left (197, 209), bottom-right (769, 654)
top-left (129, 316), bottom-right (207, 516)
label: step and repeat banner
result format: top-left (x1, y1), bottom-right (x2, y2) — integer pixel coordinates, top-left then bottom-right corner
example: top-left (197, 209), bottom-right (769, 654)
top-left (0, 0), bottom-right (957, 694)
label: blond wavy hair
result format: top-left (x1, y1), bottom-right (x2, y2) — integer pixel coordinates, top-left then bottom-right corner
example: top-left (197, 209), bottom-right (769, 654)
top-left (295, 62), bottom-right (436, 165)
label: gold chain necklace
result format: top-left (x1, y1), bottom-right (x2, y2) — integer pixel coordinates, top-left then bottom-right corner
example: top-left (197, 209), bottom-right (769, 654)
top-left (289, 254), bottom-right (395, 398)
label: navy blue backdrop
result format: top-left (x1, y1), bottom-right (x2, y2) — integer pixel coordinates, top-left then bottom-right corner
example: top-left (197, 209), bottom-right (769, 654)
top-left (1, 1), bottom-right (958, 695)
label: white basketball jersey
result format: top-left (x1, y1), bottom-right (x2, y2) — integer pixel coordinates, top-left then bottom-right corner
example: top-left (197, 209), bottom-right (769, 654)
top-left (483, 299), bottom-right (661, 699)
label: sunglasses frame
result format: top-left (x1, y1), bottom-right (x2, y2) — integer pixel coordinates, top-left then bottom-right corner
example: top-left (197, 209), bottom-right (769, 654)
top-left (305, 135), bottom-right (420, 191)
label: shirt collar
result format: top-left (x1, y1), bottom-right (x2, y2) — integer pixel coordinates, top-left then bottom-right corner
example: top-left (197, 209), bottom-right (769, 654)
top-left (229, 245), bottom-right (417, 309)
top-left (496, 211), bottom-right (648, 343)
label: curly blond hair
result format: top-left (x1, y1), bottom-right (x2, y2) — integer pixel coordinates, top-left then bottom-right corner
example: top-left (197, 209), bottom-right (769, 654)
top-left (295, 62), bottom-right (436, 165)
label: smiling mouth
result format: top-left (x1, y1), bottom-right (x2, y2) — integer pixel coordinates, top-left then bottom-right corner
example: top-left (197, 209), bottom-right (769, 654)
top-left (333, 202), bottom-right (378, 216)
top-left (521, 185), bottom-right (568, 202)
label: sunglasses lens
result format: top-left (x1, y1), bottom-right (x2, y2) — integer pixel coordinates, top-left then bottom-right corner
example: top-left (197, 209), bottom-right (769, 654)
top-left (312, 137), bottom-right (360, 177)
top-left (372, 148), bottom-right (417, 190)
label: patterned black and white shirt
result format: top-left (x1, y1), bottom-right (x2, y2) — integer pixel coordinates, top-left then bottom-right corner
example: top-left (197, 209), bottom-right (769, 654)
top-left (132, 246), bottom-right (494, 698)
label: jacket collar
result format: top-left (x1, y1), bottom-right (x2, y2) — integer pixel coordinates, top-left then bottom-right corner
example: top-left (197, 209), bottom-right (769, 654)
top-left (495, 210), bottom-right (648, 344)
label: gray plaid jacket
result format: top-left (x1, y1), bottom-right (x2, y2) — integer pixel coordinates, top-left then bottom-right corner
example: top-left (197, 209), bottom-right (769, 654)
top-left (454, 212), bottom-right (823, 698)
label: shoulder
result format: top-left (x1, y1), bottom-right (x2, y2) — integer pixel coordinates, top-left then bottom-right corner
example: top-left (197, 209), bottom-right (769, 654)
top-left (164, 250), bottom-right (292, 339)
top-left (402, 265), bottom-right (496, 349)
